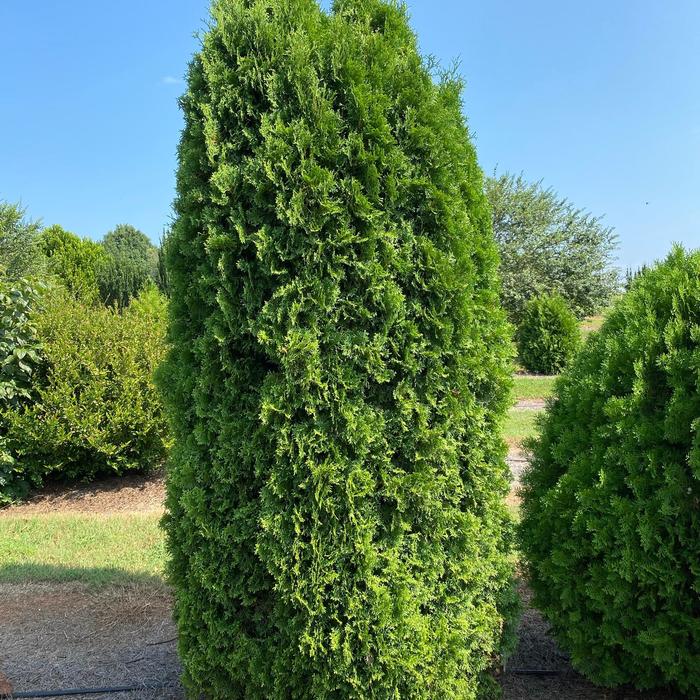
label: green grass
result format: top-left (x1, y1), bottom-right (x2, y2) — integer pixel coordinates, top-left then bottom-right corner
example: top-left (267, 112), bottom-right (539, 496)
top-left (504, 408), bottom-right (542, 445)
top-left (0, 513), bottom-right (165, 585)
top-left (512, 374), bottom-right (556, 401)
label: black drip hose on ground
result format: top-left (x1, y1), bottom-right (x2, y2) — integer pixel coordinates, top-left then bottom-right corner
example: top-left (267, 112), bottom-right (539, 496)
top-left (11, 683), bottom-right (179, 698)
top-left (9, 670), bottom-right (562, 698)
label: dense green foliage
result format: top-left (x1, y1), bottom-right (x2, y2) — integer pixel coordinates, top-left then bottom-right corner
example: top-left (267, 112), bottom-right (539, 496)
top-left (516, 294), bottom-right (580, 374)
top-left (160, 1), bottom-right (517, 697)
top-left (0, 201), bottom-right (44, 279)
top-left (98, 224), bottom-right (160, 307)
top-left (0, 286), bottom-right (169, 502)
top-left (486, 173), bottom-right (619, 320)
top-left (40, 225), bottom-right (107, 302)
top-left (156, 229), bottom-right (171, 295)
top-left (520, 247), bottom-right (700, 696)
top-left (0, 278), bottom-right (44, 503)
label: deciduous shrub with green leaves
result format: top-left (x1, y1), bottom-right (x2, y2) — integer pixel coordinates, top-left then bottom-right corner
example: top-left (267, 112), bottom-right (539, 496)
top-left (40, 224), bottom-right (107, 302)
top-left (520, 246), bottom-right (700, 696)
top-left (159, 1), bottom-right (517, 698)
top-left (1, 285), bottom-right (169, 501)
top-left (0, 278), bottom-right (44, 503)
top-left (516, 293), bottom-right (580, 374)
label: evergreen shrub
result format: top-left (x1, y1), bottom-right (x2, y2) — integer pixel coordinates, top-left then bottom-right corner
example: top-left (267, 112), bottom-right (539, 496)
top-left (98, 224), bottom-right (159, 307)
top-left (516, 293), bottom-right (580, 374)
top-left (520, 247), bottom-right (700, 695)
top-left (160, 1), bottom-right (517, 698)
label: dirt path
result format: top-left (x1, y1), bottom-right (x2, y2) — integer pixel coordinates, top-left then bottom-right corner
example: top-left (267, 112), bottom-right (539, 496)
top-left (513, 398), bottom-right (547, 410)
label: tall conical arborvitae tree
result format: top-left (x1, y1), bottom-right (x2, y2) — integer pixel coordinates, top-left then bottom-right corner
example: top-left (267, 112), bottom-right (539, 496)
top-left (159, 1), bottom-right (517, 697)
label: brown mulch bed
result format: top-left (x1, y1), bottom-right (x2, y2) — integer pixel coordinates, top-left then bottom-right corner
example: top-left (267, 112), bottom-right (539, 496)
top-left (0, 471), bottom-right (166, 517)
top-left (501, 583), bottom-right (679, 700)
top-left (0, 581), bottom-right (678, 700)
top-left (0, 582), bottom-right (182, 699)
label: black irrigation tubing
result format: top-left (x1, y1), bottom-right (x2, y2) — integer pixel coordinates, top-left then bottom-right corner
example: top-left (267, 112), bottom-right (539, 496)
top-left (508, 668), bottom-right (562, 676)
top-left (11, 682), bottom-right (180, 698)
top-left (9, 672), bottom-right (562, 698)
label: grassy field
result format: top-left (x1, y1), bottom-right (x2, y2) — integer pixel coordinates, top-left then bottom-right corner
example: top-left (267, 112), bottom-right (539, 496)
top-left (580, 311), bottom-right (609, 339)
top-left (504, 409), bottom-right (541, 446)
top-left (0, 513), bottom-right (165, 585)
top-left (512, 374), bottom-right (556, 401)
top-left (0, 349), bottom-right (579, 587)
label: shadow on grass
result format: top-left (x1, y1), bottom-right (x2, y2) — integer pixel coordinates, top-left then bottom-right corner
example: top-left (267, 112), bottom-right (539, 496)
top-left (0, 563), bottom-right (167, 587)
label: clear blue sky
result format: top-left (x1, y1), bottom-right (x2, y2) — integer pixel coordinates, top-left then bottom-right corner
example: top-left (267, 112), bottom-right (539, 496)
top-left (2, 1), bottom-right (699, 271)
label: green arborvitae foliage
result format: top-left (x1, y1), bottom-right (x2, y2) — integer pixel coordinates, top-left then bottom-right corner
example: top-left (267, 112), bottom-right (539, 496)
top-left (520, 246), bottom-right (700, 696)
top-left (98, 224), bottom-right (159, 307)
top-left (516, 293), bottom-right (580, 374)
top-left (159, 1), bottom-right (517, 697)
top-left (40, 224), bottom-right (107, 302)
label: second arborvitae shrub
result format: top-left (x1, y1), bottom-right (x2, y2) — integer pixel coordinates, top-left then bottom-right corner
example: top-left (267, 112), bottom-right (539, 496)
top-left (520, 247), bottom-right (700, 696)
top-left (516, 293), bottom-right (580, 373)
top-left (159, 1), bottom-right (517, 697)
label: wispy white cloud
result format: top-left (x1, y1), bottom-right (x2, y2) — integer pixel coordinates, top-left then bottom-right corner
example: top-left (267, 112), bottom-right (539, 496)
top-left (162, 75), bottom-right (183, 85)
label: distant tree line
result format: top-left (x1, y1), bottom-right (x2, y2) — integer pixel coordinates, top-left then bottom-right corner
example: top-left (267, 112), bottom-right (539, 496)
top-left (0, 200), bottom-right (168, 306)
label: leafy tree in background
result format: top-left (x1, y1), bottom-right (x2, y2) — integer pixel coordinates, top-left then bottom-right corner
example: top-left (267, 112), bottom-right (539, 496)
top-left (39, 225), bottom-right (107, 302)
top-left (98, 223), bottom-right (159, 307)
top-left (159, 0), bottom-right (518, 697)
top-left (0, 201), bottom-right (44, 279)
top-left (486, 172), bottom-right (619, 320)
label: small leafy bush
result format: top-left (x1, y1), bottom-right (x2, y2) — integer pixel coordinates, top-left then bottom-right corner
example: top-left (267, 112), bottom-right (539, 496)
top-left (0, 285), bottom-right (169, 501)
top-left (516, 294), bottom-right (580, 373)
top-left (520, 246), bottom-right (700, 696)
top-left (0, 278), bottom-right (44, 503)
top-left (40, 225), bottom-right (107, 303)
